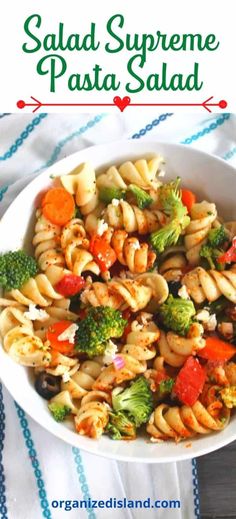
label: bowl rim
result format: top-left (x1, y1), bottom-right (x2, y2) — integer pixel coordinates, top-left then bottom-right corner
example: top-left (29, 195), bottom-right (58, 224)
top-left (1, 138), bottom-right (236, 463)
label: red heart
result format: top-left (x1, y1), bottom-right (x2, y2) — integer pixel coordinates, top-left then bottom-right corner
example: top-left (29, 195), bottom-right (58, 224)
top-left (113, 96), bottom-right (131, 112)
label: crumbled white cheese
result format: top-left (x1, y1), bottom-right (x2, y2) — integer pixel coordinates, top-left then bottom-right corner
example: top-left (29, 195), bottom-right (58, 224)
top-left (58, 323), bottom-right (79, 344)
top-left (62, 371), bottom-right (71, 383)
top-left (205, 313), bottom-right (217, 332)
top-left (103, 339), bottom-right (118, 365)
top-left (97, 219), bottom-right (108, 236)
top-left (111, 198), bottom-right (120, 207)
top-left (24, 304), bottom-right (49, 322)
top-left (139, 312), bottom-right (153, 326)
top-left (158, 170), bottom-right (166, 177)
top-left (131, 241), bottom-right (140, 250)
top-left (178, 285), bottom-right (190, 300)
top-left (196, 309), bottom-right (210, 322)
top-left (196, 310), bottom-right (217, 331)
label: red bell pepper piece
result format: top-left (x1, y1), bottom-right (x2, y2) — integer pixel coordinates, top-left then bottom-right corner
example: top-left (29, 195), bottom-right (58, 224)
top-left (198, 336), bottom-right (236, 362)
top-left (89, 234), bottom-right (117, 272)
top-left (181, 189), bottom-right (196, 213)
top-left (55, 274), bottom-right (85, 297)
top-left (218, 236), bottom-right (236, 264)
top-left (173, 356), bottom-right (206, 406)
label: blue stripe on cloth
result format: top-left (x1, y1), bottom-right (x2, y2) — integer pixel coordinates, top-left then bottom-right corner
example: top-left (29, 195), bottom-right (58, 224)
top-left (14, 403), bottom-right (52, 519)
top-left (191, 459), bottom-right (201, 519)
top-left (35, 113), bottom-right (107, 173)
top-left (0, 384), bottom-right (8, 519)
top-left (132, 113), bottom-right (173, 139)
top-left (0, 114), bottom-right (48, 161)
top-left (181, 114), bottom-right (230, 145)
top-left (72, 447), bottom-right (96, 519)
top-left (223, 146), bottom-right (236, 161)
top-left (0, 114), bottom-right (10, 120)
top-left (0, 186), bottom-right (8, 202)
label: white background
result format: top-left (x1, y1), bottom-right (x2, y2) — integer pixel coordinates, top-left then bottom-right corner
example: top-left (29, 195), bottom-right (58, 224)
top-left (0, 0), bottom-right (234, 113)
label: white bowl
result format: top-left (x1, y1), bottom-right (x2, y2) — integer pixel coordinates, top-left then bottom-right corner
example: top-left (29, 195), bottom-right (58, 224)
top-left (0, 140), bottom-right (236, 463)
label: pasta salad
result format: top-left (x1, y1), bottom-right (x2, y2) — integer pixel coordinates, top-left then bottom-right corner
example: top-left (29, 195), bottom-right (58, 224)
top-left (0, 156), bottom-right (236, 443)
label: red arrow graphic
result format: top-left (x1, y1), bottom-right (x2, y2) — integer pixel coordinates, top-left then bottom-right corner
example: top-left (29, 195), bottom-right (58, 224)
top-left (16, 96), bottom-right (227, 113)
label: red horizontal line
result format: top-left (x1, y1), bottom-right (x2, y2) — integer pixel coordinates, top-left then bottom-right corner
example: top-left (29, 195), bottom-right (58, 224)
top-left (23, 102), bottom-right (220, 107)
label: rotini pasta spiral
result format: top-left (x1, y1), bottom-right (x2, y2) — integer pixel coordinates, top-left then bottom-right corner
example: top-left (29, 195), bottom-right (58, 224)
top-left (184, 201), bottom-right (217, 265)
top-left (158, 323), bottom-right (206, 367)
top-left (147, 400), bottom-right (229, 441)
top-left (104, 200), bottom-right (164, 235)
top-left (96, 156), bottom-right (163, 191)
top-left (81, 278), bottom-right (152, 312)
top-left (84, 204), bottom-right (105, 236)
top-left (110, 230), bottom-right (156, 273)
top-left (82, 273), bottom-right (168, 312)
top-left (135, 272), bottom-right (169, 310)
top-left (74, 390), bottom-right (111, 438)
top-left (62, 357), bottom-right (104, 399)
top-left (60, 162), bottom-right (99, 215)
top-left (32, 210), bottom-right (65, 271)
top-left (0, 305), bottom-right (33, 337)
top-left (49, 390), bottom-right (78, 414)
top-left (182, 266), bottom-right (236, 304)
top-left (159, 251), bottom-right (187, 282)
top-left (5, 269), bottom-right (65, 307)
top-left (0, 306), bottom-right (51, 367)
top-left (61, 218), bottom-right (100, 276)
top-left (93, 321), bottom-right (160, 390)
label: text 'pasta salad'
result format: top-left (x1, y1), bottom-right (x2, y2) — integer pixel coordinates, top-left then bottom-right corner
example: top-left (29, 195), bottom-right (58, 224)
top-left (1, 156), bottom-right (236, 442)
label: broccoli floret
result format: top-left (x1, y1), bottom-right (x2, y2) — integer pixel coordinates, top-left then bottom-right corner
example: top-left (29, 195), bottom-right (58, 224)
top-left (159, 378), bottom-right (175, 394)
top-left (0, 250), bottom-right (38, 291)
top-left (74, 306), bottom-right (127, 358)
top-left (208, 225), bottom-right (228, 247)
top-left (220, 386), bottom-right (236, 409)
top-left (48, 403), bottom-right (71, 422)
top-left (99, 186), bottom-right (126, 205)
top-left (150, 178), bottom-right (190, 253)
top-left (112, 377), bottom-right (153, 427)
top-left (200, 226), bottom-right (228, 270)
top-left (200, 244), bottom-right (224, 271)
top-left (159, 177), bottom-right (186, 220)
top-left (106, 411), bottom-right (136, 440)
top-left (128, 184), bottom-right (152, 209)
top-left (159, 295), bottom-right (196, 336)
top-left (150, 221), bottom-right (184, 253)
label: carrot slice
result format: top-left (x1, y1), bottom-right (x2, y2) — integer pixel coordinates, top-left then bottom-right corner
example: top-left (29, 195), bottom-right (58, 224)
top-left (42, 188), bottom-right (75, 226)
top-left (198, 336), bottom-right (236, 362)
top-left (46, 320), bottom-right (75, 354)
top-left (181, 189), bottom-right (196, 213)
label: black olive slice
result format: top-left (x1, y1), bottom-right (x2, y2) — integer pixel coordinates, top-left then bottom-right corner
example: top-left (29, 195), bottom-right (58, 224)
top-left (34, 372), bottom-right (61, 400)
